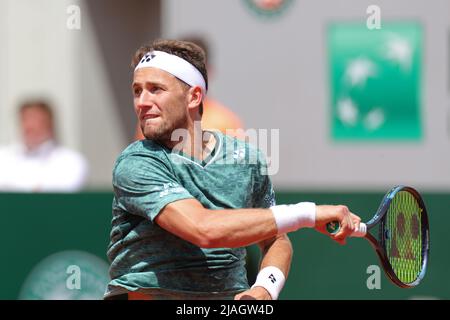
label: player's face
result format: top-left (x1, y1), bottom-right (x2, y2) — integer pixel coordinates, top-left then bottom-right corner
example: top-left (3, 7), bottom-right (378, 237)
top-left (132, 67), bottom-right (189, 144)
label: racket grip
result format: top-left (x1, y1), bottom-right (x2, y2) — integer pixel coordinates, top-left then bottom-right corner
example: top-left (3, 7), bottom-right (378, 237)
top-left (326, 221), bottom-right (340, 234)
top-left (326, 221), bottom-right (367, 237)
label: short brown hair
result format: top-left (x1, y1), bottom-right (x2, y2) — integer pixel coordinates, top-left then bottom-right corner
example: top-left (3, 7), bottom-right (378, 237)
top-left (179, 35), bottom-right (210, 63)
top-left (131, 39), bottom-right (208, 115)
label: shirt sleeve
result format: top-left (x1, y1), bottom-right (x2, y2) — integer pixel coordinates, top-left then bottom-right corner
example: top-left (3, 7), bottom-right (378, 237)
top-left (257, 175), bottom-right (276, 208)
top-left (113, 152), bottom-right (194, 221)
top-left (253, 150), bottom-right (276, 209)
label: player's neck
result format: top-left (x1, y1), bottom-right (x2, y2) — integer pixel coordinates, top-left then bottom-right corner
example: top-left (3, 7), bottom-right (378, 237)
top-left (171, 122), bottom-right (216, 161)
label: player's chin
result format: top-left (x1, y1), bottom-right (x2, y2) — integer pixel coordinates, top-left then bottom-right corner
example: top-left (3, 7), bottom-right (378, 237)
top-left (142, 124), bottom-right (164, 139)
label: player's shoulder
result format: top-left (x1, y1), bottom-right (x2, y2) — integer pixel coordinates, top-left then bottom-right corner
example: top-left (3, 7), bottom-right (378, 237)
top-left (219, 131), bottom-right (266, 164)
top-left (114, 139), bottom-right (169, 169)
top-left (113, 140), bottom-right (173, 187)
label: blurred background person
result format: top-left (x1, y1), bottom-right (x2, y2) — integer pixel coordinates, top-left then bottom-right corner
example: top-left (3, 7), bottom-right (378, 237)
top-left (0, 99), bottom-right (89, 192)
top-left (134, 35), bottom-right (244, 141)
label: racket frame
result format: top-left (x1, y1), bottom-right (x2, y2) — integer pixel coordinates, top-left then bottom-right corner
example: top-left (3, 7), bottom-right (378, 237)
top-left (363, 185), bottom-right (430, 288)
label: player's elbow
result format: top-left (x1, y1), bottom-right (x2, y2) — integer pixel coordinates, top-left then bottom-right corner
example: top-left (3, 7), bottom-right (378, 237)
top-left (194, 220), bottom-right (223, 248)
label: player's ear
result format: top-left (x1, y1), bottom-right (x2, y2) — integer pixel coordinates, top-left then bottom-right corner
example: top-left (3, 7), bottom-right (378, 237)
top-left (187, 86), bottom-right (203, 111)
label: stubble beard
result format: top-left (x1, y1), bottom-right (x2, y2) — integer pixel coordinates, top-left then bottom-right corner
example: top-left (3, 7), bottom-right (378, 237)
top-left (142, 114), bottom-right (188, 148)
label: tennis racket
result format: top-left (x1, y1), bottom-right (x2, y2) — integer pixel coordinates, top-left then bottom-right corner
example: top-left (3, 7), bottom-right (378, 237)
top-left (326, 185), bottom-right (430, 288)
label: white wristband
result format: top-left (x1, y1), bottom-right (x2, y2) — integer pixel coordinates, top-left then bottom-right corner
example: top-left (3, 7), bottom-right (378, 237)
top-left (251, 266), bottom-right (285, 300)
top-left (270, 202), bottom-right (316, 234)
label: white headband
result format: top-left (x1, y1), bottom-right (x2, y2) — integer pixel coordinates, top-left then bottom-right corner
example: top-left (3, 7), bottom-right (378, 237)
top-left (135, 50), bottom-right (207, 95)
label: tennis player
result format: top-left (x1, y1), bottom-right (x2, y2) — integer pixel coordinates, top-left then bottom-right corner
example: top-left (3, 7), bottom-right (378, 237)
top-left (105, 39), bottom-right (361, 300)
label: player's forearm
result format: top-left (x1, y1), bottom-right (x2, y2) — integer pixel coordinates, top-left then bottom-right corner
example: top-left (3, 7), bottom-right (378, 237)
top-left (198, 208), bottom-right (278, 248)
top-left (157, 199), bottom-right (317, 249)
top-left (258, 235), bottom-right (292, 278)
top-left (199, 203), bottom-right (316, 248)
top-left (247, 235), bottom-right (292, 300)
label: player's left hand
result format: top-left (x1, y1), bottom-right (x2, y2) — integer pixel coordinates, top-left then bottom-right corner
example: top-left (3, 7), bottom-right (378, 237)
top-left (234, 286), bottom-right (272, 300)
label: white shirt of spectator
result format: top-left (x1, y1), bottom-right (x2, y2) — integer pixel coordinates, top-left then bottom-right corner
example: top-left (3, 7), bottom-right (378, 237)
top-left (0, 140), bottom-right (88, 192)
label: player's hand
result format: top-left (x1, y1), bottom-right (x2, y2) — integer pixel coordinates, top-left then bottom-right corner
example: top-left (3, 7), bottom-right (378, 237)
top-left (314, 205), bottom-right (361, 245)
top-left (234, 286), bottom-right (272, 300)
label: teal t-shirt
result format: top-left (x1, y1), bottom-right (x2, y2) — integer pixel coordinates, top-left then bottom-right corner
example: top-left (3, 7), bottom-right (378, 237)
top-left (105, 131), bottom-right (275, 298)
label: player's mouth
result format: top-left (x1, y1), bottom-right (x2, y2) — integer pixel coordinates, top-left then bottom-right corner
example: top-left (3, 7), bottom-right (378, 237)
top-left (141, 114), bottom-right (161, 121)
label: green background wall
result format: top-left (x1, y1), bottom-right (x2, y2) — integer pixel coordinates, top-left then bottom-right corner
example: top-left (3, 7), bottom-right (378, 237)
top-left (1, 191), bottom-right (447, 300)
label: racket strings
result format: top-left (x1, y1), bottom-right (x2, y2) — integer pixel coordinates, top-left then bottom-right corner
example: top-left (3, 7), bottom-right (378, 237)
top-left (385, 191), bottom-right (423, 284)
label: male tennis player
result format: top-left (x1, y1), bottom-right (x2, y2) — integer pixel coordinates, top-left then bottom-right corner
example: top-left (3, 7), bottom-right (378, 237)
top-left (105, 39), bottom-right (361, 300)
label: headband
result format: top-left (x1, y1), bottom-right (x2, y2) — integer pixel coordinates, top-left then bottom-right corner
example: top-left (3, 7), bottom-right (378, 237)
top-left (135, 50), bottom-right (207, 95)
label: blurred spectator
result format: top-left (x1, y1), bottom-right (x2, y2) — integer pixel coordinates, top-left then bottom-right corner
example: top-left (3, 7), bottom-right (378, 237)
top-left (0, 100), bottom-right (89, 192)
top-left (134, 35), bottom-right (244, 140)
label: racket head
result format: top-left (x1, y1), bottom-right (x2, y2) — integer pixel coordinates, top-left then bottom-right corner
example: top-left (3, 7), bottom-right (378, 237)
top-left (368, 185), bottom-right (430, 288)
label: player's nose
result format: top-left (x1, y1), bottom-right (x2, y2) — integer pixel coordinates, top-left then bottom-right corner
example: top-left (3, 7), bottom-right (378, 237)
top-left (137, 90), bottom-right (153, 108)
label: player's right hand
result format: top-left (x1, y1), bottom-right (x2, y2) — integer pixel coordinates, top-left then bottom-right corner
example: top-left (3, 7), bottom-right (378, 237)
top-left (314, 205), bottom-right (361, 245)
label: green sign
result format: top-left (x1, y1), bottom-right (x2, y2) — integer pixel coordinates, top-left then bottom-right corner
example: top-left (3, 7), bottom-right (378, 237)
top-left (328, 22), bottom-right (423, 141)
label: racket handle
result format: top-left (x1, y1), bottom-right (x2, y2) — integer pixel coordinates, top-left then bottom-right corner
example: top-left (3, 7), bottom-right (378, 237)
top-left (326, 221), bottom-right (340, 234)
top-left (326, 221), bottom-right (367, 237)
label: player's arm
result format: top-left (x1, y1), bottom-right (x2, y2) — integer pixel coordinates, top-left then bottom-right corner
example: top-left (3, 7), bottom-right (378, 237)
top-left (155, 198), bottom-right (277, 248)
top-left (235, 234), bottom-right (292, 300)
top-left (154, 198), bottom-right (360, 248)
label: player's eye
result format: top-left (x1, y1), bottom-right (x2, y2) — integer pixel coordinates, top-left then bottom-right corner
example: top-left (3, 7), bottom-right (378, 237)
top-left (150, 86), bottom-right (162, 94)
top-left (133, 87), bottom-right (142, 97)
